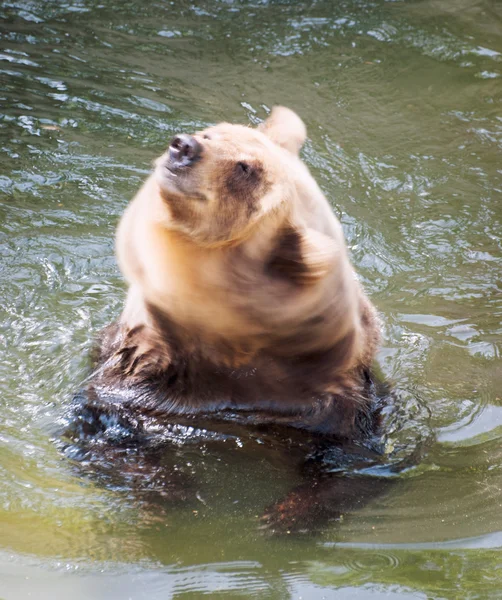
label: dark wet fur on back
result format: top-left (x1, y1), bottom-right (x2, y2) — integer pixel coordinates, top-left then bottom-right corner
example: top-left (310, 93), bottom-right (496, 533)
top-left (90, 316), bottom-right (378, 441)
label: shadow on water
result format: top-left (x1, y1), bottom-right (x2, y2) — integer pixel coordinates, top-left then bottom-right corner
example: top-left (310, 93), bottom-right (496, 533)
top-left (1, 0), bottom-right (502, 598)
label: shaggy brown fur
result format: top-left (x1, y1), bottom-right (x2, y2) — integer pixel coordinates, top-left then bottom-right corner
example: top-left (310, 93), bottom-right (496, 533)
top-left (89, 106), bottom-right (380, 441)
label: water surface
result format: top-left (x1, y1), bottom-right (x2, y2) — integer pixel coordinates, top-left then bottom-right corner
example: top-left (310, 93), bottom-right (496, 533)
top-left (1, 0), bottom-right (502, 598)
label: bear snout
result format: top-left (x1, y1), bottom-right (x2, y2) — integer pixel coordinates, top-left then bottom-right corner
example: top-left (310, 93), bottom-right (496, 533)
top-left (168, 134), bottom-right (203, 170)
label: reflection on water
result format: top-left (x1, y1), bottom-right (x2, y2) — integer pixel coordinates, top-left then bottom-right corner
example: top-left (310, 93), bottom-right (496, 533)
top-left (1, 0), bottom-right (501, 597)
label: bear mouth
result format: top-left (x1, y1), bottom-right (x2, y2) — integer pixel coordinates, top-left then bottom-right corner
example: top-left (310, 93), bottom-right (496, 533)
top-left (165, 164), bottom-right (182, 176)
top-left (164, 160), bottom-right (196, 184)
top-left (161, 164), bottom-right (187, 193)
top-left (164, 151), bottom-right (202, 180)
top-left (156, 160), bottom-right (206, 201)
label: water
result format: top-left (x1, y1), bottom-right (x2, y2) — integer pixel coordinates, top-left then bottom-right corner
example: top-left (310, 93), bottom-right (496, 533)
top-left (1, 0), bottom-right (501, 597)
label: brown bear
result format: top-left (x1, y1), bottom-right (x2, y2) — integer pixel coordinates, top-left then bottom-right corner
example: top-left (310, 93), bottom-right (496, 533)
top-left (73, 107), bottom-right (387, 531)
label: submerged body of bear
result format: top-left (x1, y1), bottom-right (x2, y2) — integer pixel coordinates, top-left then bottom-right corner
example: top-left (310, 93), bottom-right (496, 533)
top-left (73, 107), bottom-right (388, 531)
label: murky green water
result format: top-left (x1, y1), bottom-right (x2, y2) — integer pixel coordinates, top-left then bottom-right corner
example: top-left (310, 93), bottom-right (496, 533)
top-left (1, 0), bottom-right (502, 597)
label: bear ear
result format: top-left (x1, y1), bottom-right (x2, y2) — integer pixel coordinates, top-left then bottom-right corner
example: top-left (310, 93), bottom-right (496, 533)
top-left (258, 106), bottom-right (307, 154)
top-left (266, 226), bottom-right (337, 285)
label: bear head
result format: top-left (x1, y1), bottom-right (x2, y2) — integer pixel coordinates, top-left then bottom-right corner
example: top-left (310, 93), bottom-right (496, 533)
top-left (153, 106), bottom-right (307, 246)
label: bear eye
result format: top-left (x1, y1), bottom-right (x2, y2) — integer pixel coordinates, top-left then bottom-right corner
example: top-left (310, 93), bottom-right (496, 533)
top-left (203, 134), bottom-right (211, 140)
top-left (226, 161), bottom-right (262, 198)
top-left (237, 161), bottom-right (250, 174)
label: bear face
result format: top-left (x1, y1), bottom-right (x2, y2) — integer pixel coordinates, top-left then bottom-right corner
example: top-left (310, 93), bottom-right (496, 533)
top-left (153, 108), bottom-right (307, 246)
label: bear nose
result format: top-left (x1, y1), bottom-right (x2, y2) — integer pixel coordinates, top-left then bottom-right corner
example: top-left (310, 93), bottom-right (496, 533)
top-left (168, 134), bottom-right (202, 167)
